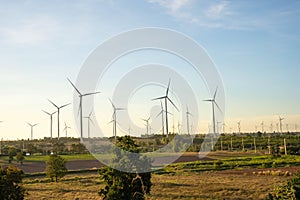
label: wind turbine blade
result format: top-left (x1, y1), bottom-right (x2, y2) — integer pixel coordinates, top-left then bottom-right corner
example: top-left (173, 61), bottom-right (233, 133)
top-left (33, 123), bottom-right (39, 127)
top-left (167, 97), bottom-right (179, 111)
top-left (77, 101), bottom-right (81, 117)
top-left (82, 92), bottom-right (101, 97)
top-left (116, 108), bottom-right (126, 111)
top-left (48, 99), bottom-right (58, 108)
top-left (42, 110), bottom-right (51, 115)
top-left (88, 111), bottom-right (93, 118)
top-left (213, 87), bottom-right (218, 100)
top-left (203, 99), bottom-right (213, 102)
top-left (152, 96), bottom-right (166, 101)
top-left (60, 103), bottom-right (71, 109)
top-left (108, 120), bottom-right (114, 124)
top-left (160, 101), bottom-right (163, 109)
top-left (166, 79), bottom-right (171, 96)
top-left (214, 101), bottom-right (222, 113)
top-left (109, 98), bottom-right (116, 109)
top-left (51, 111), bottom-right (57, 115)
top-left (26, 122), bottom-right (32, 126)
top-left (155, 110), bottom-right (163, 118)
top-left (147, 117), bottom-right (151, 121)
top-left (67, 78), bottom-right (82, 95)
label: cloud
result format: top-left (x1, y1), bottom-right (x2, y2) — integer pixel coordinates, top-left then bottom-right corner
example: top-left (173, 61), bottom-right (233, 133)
top-left (147, 0), bottom-right (192, 15)
top-left (205, 1), bottom-right (231, 19)
top-left (0, 16), bottom-right (61, 45)
top-left (147, 0), bottom-right (234, 28)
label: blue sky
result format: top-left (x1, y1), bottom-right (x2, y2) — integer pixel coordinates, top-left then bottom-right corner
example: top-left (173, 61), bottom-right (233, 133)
top-left (0, 0), bottom-right (300, 139)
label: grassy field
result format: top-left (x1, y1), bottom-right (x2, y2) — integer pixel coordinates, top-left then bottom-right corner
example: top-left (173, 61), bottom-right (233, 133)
top-left (23, 168), bottom-right (296, 200)
top-left (20, 153), bottom-right (300, 200)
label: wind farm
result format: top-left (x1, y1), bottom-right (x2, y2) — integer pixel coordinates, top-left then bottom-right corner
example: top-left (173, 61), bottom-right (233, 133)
top-left (1, 1), bottom-right (300, 199)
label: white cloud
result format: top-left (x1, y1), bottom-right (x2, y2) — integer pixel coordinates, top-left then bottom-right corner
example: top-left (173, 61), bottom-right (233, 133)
top-left (205, 1), bottom-right (231, 19)
top-left (148, 0), bottom-right (192, 15)
top-left (0, 16), bottom-right (61, 45)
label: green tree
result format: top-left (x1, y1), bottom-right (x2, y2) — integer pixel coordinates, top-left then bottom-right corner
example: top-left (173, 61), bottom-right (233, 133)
top-left (99, 136), bottom-right (152, 200)
top-left (46, 154), bottom-right (67, 182)
top-left (8, 147), bottom-right (17, 163)
top-left (16, 152), bottom-right (25, 164)
top-left (0, 166), bottom-right (26, 200)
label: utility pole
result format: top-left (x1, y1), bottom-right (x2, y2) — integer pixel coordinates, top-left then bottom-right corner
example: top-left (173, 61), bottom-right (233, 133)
top-left (254, 137), bottom-right (257, 153)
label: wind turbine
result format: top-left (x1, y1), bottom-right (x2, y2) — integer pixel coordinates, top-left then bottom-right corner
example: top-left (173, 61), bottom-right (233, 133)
top-left (42, 110), bottom-right (57, 139)
top-left (155, 100), bottom-right (172, 136)
top-left (109, 99), bottom-right (125, 140)
top-left (261, 121), bottom-right (264, 132)
top-left (186, 106), bottom-right (192, 135)
top-left (177, 120), bottom-right (181, 134)
top-left (26, 122), bottom-right (38, 140)
top-left (270, 123), bottom-right (273, 133)
top-left (279, 116), bottom-right (284, 133)
top-left (286, 124), bottom-right (289, 132)
top-left (84, 111), bottom-right (93, 138)
top-left (237, 121), bottom-right (241, 134)
top-left (67, 78), bottom-right (100, 139)
top-left (152, 79), bottom-right (179, 140)
top-left (203, 87), bottom-right (222, 135)
top-left (48, 99), bottom-right (70, 140)
top-left (141, 117), bottom-right (151, 136)
top-left (63, 122), bottom-right (72, 138)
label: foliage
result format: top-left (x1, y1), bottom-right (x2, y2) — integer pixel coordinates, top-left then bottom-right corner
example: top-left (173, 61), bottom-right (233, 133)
top-left (16, 152), bottom-right (25, 164)
top-left (8, 147), bottom-right (17, 163)
top-left (268, 173), bottom-right (300, 199)
top-left (0, 165), bottom-right (26, 200)
top-left (99, 136), bottom-right (152, 200)
top-left (46, 154), bottom-right (67, 182)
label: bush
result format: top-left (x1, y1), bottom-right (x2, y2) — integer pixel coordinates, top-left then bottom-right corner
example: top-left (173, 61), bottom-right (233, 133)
top-left (0, 165), bottom-right (26, 200)
top-left (46, 154), bottom-right (67, 182)
top-left (99, 136), bottom-right (152, 200)
top-left (268, 173), bottom-right (300, 199)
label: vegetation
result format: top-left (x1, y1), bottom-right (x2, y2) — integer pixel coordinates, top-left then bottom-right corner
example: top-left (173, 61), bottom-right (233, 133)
top-left (0, 165), bottom-right (26, 200)
top-left (268, 172), bottom-right (300, 199)
top-left (16, 152), bottom-right (25, 164)
top-left (99, 136), bottom-right (152, 200)
top-left (46, 154), bottom-right (67, 182)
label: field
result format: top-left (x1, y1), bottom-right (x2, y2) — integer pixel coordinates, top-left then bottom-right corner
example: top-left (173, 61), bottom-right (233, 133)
top-left (23, 166), bottom-right (299, 200)
top-left (15, 152), bottom-right (300, 200)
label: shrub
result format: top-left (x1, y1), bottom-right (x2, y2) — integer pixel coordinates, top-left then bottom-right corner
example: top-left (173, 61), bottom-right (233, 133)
top-left (46, 154), bottom-right (67, 182)
top-left (0, 166), bottom-right (26, 200)
top-left (268, 173), bottom-right (300, 199)
top-left (99, 136), bottom-right (152, 200)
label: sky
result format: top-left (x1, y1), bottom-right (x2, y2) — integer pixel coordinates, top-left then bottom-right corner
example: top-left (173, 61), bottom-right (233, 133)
top-left (0, 0), bottom-right (300, 140)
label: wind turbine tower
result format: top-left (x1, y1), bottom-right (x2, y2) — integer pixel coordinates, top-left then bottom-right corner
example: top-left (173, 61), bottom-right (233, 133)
top-left (63, 122), bottom-right (72, 138)
top-left (67, 78), bottom-right (100, 139)
top-left (109, 99), bottom-right (125, 140)
top-left (152, 79), bottom-right (179, 140)
top-left (203, 87), bottom-right (222, 135)
top-left (26, 122), bottom-right (38, 140)
top-left (186, 106), bottom-right (192, 135)
top-left (42, 110), bottom-right (57, 139)
top-left (48, 99), bottom-right (70, 140)
top-left (279, 116), bottom-right (284, 134)
top-left (141, 117), bottom-right (151, 136)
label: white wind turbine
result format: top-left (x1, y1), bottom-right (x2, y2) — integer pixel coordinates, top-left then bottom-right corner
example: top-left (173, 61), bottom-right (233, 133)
top-left (109, 99), bottom-right (126, 140)
top-left (84, 111), bottom-right (93, 138)
top-left (152, 79), bottom-right (179, 140)
top-left (203, 87), bottom-right (222, 135)
top-left (42, 110), bottom-right (57, 139)
top-left (26, 122), bottom-right (38, 140)
top-left (63, 122), bottom-right (72, 138)
top-left (141, 117), bottom-right (151, 137)
top-left (67, 78), bottom-right (100, 139)
top-left (237, 121), bottom-right (241, 133)
top-left (279, 116), bottom-right (284, 133)
top-left (48, 99), bottom-right (70, 140)
top-left (186, 106), bottom-right (192, 135)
